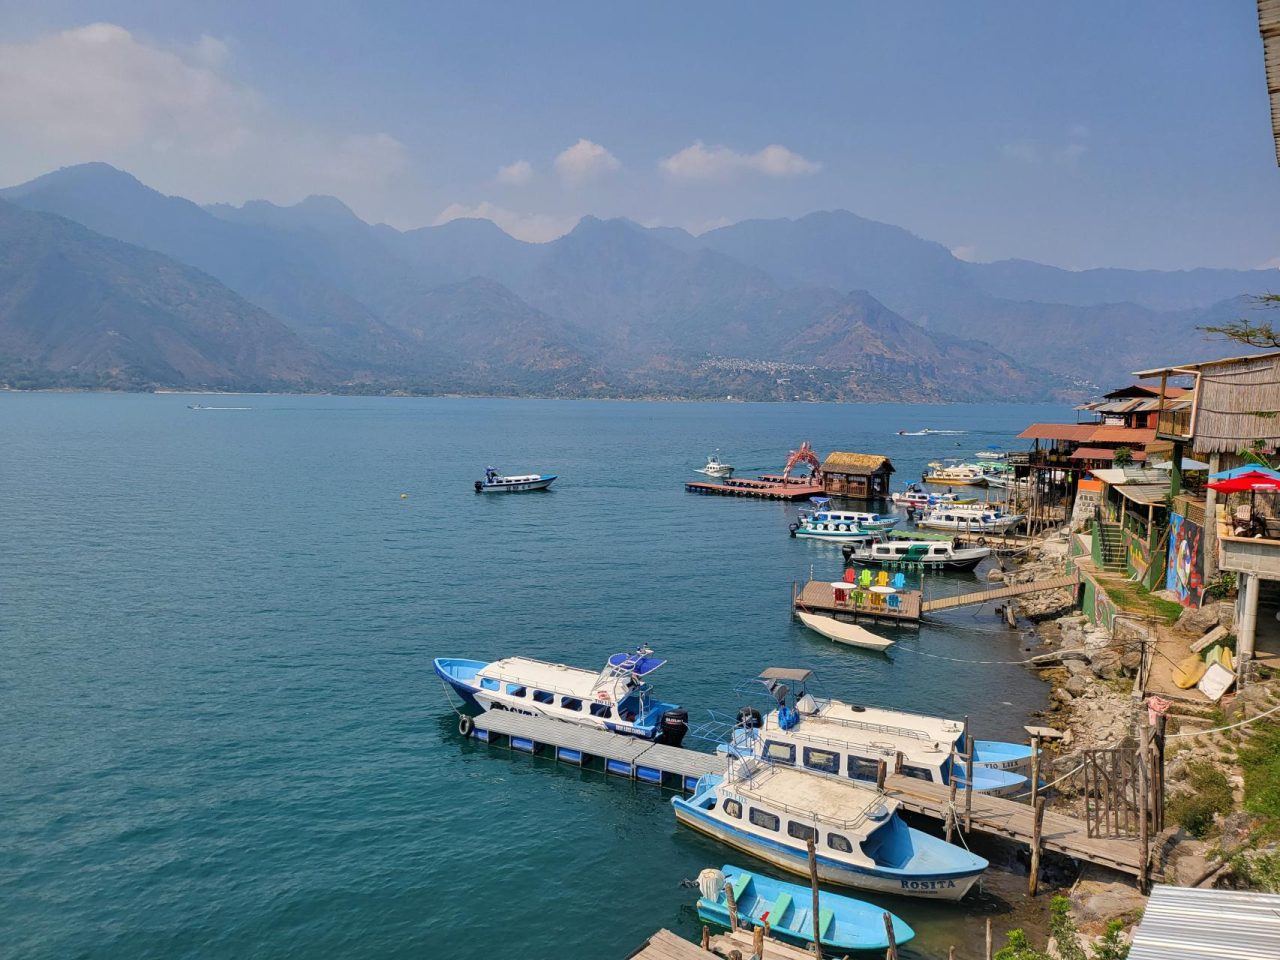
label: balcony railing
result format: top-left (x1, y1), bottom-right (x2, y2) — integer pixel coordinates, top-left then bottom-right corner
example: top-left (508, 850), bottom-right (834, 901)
top-left (1156, 408), bottom-right (1192, 440)
top-left (1217, 505), bottom-right (1280, 577)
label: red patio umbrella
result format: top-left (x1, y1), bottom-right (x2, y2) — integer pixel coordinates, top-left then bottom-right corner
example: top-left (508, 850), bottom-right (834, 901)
top-left (1207, 475), bottom-right (1280, 493)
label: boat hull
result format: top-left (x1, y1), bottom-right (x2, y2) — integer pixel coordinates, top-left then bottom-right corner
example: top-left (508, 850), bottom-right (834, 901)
top-left (476, 475), bottom-right (556, 493)
top-left (432, 657), bottom-right (488, 710)
top-left (797, 612), bottom-right (893, 651)
top-left (973, 739), bottom-right (1035, 775)
top-left (853, 554), bottom-right (986, 571)
top-left (672, 802), bottom-right (983, 901)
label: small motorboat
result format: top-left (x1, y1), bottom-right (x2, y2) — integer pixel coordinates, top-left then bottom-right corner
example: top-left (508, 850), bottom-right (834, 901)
top-left (916, 507), bottom-right (1024, 535)
top-left (924, 463), bottom-right (989, 486)
top-left (890, 485), bottom-right (977, 509)
top-left (694, 865), bottom-right (915, 953)
top-left (846, 538), bottom-right (992, 571)
top-left (695, 451), bottom-right (735, 478)
top-left (433, 647), bottom-right (688, 745)
top-left (796, 611), bottom-right (894, 651)
top-left (474, 467), bottom-right (556, 492)
top-left (672, 759), bottom-right (988, 899)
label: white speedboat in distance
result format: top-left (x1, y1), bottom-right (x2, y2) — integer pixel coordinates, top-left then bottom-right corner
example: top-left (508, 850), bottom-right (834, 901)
top-left (695, 452), bottom-right (734, 478)
top-left (474, 467), bottom-right (556, 492)
top-left (916, 506), bottom-right (1024, 535)
top-left (846, 537), bottom-right (991, 571)
top-left (672, 759), bottom-right (988, 900)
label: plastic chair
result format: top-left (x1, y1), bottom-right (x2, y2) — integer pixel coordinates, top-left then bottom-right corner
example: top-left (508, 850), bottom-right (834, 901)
top-left (891, 573), bottom-right (906, 590)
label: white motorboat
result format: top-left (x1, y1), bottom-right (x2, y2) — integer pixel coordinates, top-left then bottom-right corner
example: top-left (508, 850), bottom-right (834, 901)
top-left (672, 758), bottom-right (988, 900)
top-left (790, 500), bottom-right (899, 540)
top-left (916, 506), bottom-right (1024, 535)
top-left (923, 463), bottom-right (988, 486)
top-left (796, 611), bottom-right (894, 651)
top-left (890, 485), bottom-right (977, 509)
top-left (474, 467), bottom-right (556, 492)
top-left (846, 537), bottom-right (991, 571)
top-left (725, 669), bottom-right (1029, 797)
top-left (433, 647), bottom-right (688, 744)
top-left (695, 452), bottom-right (735, 478)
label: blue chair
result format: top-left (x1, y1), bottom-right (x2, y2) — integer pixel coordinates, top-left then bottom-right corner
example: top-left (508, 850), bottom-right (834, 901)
top-left (892, 573), bottom-right (906, 590)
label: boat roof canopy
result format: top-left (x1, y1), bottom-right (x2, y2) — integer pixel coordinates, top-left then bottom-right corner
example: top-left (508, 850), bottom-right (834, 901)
top-left (758, 667), bottom-right (813, 683)
top-left (608, 652), bottom-right (667, 676)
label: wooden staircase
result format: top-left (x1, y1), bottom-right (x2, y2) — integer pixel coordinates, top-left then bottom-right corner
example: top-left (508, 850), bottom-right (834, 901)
top-left (1096, 520), bottom-right (1126, 572)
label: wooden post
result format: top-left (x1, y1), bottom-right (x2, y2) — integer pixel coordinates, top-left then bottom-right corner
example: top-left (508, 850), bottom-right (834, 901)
top-left (945, 748), bottom-right (959, 843)
top-left (807, 838), bottom-right (821, 957)
top-left (701, 926), bottom-right (710, 951)
top-left (1139, 724), bottom-right (1151, 894)
top-left (725, 880), bottom-right (739, 932)
top-left (753, 924), bottom-right (764, 959)
top-left (964, 724), bottom-right (975, 832)
top-left (1029, 796), bottom-right (1046, 896)
top-left (1155, 712), bottom-right (1167, 832)
top-left (1030, 735), bottom-right (1041, 808)
top-left (985, 917), bottom-right (992, 960)
top-left (876, 759), bottom-right (887, 791)
top-left (882, 913), bottom-right (899, 960)
top-left (893, 751), bottom-right (903, 775)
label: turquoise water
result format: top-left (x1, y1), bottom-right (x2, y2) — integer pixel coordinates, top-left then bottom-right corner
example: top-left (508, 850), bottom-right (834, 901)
top-left (2, 395), bottom-right (1070, 959)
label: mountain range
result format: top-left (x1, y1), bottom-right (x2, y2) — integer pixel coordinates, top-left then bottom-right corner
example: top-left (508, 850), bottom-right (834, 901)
top-left (1, 162), bottom-right (1274, 400)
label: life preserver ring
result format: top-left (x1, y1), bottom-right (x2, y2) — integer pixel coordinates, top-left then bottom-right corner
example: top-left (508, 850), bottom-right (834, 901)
top-left (458, 715), bottom-right (475, 736)
top-left (595, 690), bottom-right (610, 702)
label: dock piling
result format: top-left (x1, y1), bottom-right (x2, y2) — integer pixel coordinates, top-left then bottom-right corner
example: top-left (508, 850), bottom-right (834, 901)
top-left (1029, 796), bottom-right (1046, 896)
top-left (963, 716), bottom-right (974, 832)
top-left (883, 913), bottom-right (899, 960)
top-left (806, 838), bottom-right (821, 957)
top-left (725, 880), bottom-right (739, 932)
top-left (752, 924), bottom-right (764, 959)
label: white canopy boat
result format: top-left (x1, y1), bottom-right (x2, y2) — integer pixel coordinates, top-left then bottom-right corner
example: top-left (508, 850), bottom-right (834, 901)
top-left (796, 611), bottom-right (894, 651)
top-left (890, 485), bottom-right (977, 509)
top-left (923, 463), bottom-right (988, 486)
top-left (695, 451), bottom-right (735, 478)
top-left (916, 506), bottom-right (1024, 535)
top-left (845, 538), bottom-right (991, 571)
top-left (474, 467), bottom-right (557, 492)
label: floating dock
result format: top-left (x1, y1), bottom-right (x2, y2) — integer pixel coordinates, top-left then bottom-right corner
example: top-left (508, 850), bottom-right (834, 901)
top-left (685, 475), bottom-right (825, 500)
top-left (461, 711), bottom-right (1144, 877)
top-left (793, 580), bottom-right (924, 623)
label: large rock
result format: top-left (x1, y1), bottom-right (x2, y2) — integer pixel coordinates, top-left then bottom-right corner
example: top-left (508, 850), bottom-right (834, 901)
top-left (1090, 649), bottom-right (1124, 680)
top-left (1066, 675), bottom-right (1092, 697)
top-left (1178, 604), bottom-right (1219, 634)
top-left (1072, 873), bottom-right (1148, 927)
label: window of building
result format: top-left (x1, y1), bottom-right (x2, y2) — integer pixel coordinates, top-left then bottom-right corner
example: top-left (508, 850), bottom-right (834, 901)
top-left (749, 808), bottom-right (780, 831)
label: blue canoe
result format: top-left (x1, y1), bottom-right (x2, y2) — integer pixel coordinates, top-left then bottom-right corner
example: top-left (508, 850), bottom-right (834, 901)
top-left (697, 865), bottom-right (915, 953)
top-left (973, 739), bottom-right (1035, 774)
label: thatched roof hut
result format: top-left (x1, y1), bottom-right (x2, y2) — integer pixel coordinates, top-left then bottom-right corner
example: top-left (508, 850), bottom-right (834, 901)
top-left (1136, 351), bottom-right (1280, 455)
top-left (821, 452), bottom-right (894, 498)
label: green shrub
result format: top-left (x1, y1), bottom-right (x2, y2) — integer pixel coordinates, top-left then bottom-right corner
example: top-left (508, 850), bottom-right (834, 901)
top-left (1228, 851), bottom-right (1280, 892)
top-left (1239, 722), bottom-right (1280, 831)
top-left (1166, 761), bottom-right (1234, 838)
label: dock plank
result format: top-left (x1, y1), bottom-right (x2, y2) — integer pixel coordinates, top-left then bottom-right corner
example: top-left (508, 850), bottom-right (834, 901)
top-left (628, 929), bottom-right (716, 960)
top-left (920, 574), bottom-right (1079, 613)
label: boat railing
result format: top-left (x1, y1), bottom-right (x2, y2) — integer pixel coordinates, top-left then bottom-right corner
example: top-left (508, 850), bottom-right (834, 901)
top-left (811, 706), bottom-right (939, 743)
top-left (483, 672), bottom-right (636, 706)
top-left (730, 768), bottom-right (884, 830)
top-left (767, 724), bottom-right (943, 759)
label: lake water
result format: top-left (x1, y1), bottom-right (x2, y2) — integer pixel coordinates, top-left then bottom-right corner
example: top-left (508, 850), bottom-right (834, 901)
top-left (1, 394), bottom-right (1073, 959)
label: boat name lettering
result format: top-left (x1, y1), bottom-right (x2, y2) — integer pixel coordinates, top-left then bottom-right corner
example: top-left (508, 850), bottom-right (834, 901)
top-left (900, 879), bottom-right (957, 890)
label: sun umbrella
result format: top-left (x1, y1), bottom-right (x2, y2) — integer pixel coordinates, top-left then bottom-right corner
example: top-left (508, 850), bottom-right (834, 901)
top-left (1209, 465), bottom-right (1280, 482)
top-left (1207, 474), bottom-right (1280, 493)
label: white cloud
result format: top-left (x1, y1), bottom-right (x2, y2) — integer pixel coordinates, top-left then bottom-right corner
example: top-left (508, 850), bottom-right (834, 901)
top-left (0, 23), bottom-right (414, 223)
top-left (554, 138), bottom-right (620, 184)
top-left (496, 159), bottom-right (533, 186)
top-left (433, 201), bottom-right (575, 243)
top-left (659, 142), bottom-right (821, 181)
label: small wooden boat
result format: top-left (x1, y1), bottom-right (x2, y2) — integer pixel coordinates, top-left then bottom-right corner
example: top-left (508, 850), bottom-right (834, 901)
top-left (797, 611), bottom-right (894, 651)
top-left (474, 467), bottom-right (556, 492)
top-left (695, 865), bottom-right (915, 953)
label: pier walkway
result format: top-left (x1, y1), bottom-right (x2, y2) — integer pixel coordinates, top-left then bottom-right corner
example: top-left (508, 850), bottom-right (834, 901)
top-left (464, 711), bottom-right (1144, 877)
top-left (685, 475), bottom-right (824, 500)
top-left (920, 574), bottom-right (1080, 613)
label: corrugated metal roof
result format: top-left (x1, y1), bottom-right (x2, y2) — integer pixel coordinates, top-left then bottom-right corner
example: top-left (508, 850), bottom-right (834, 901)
top-left (1071, 446), bottom-right (1149, 461)
top-left (1129, 884), bottom-right (1280, 959)
top-left (1114, 482), bottom-right (1170, 506)
top-left (1018, 423), bottom-right (1098, 441)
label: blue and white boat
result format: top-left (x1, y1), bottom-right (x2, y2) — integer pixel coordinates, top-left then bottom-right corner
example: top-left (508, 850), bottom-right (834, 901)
top-left (433, 647), bottom-right (688, 745)
top-left (724, 669), bottom-right (1027, 797)
top-left (694, 865), bottom-right (915, 953)
top-left (673, 758), bottom-right (988, 900)
top-left (474, 467), bottom-right (556, 492)
top-left (790, 499), bottom-right (900, 540)
top-left (736, 669), bottom-right (1035, 782)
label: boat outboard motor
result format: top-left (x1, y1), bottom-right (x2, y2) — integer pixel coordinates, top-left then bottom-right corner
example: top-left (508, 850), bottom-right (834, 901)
top-left (658, 709), bottom-right (689, 747)
top-left (788, 522), bottom-right (799, 537)
top-left (474, 480), bottom-right (484, 492)
top-left (841, 544), bottom-right (855, 564)
top-left (736, 706), bottom-right (763, 729)
top-left (697, 868), bottom-right (727, 902)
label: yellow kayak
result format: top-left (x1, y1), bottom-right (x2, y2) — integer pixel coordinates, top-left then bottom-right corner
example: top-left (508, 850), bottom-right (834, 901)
top-left (1173, 654), bottom-right (1208, 689)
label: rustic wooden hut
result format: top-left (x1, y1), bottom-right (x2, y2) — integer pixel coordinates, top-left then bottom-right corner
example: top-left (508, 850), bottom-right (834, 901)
top-left (820, 452), bottom-right (894, 499)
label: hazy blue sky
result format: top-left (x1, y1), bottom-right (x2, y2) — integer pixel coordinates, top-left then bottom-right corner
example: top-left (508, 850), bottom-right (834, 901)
top-left (0, 1), bottom-right (1275, 269)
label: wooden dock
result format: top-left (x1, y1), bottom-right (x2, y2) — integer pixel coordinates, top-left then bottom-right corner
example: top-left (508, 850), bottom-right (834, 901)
top-left (686, 475), bottom-right (824, 500)
top-left (462, 710), bottom-right (1145, 878)
top-left (626, 929), bottom-right (716, 960)
top-left (793, 579), bottom-right (923, 623)
top-left (920, 573), bottom-right (1080, 613)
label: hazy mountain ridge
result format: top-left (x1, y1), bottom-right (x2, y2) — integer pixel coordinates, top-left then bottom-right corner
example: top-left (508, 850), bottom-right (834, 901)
top-left (2, 162), bottom-right (1271, 397)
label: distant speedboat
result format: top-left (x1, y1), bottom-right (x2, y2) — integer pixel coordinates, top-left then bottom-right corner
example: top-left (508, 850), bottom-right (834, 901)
top-left (695, 452), bottom-right (734, 478)
top-left (896, 428), bottom-right (966, 436)
top-left (474, 467), bottom-right (556, 492)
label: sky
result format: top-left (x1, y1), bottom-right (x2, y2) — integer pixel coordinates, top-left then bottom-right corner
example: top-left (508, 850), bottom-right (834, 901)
top-left (0, 1), bottom-right (1276, 270)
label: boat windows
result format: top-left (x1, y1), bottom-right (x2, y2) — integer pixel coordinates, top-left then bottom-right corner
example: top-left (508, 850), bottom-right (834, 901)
top-left (848, 757), bottom-right (880, 782)
top-left (827, 833), bottom-right (853, 853)
top-left (748, 808), bottom-right (780, 831)
top-left (763, 741), bottom-right (796, 765)
top-left (900, 764), bottom-right (935, 782)
top-left (803, 747), bottom-right (840, 774)
top-left (893, 547), bottom-right (907, 556)
top-left (787, 821), bottom-right (817, 843)
top-left (724, 799), bottom-right (743, 819)
top-left (560, 697), bottom-right (583, 711)
top-left (479, 678), bottom-right (500, 691)
top-left (589, 703), bottom-right (612, 719)
top-left (532, 690), bottom-right (554, 705)
top-left (505, 684), bottom-right (526, 697)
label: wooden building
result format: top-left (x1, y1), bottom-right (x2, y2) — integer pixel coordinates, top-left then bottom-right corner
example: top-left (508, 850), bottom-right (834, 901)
top-left (820, 452), bottom-right (894, 499)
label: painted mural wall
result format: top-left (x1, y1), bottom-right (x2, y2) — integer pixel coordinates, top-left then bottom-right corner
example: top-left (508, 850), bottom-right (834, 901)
top-left (1167, 512), bottom-right (1206, 608)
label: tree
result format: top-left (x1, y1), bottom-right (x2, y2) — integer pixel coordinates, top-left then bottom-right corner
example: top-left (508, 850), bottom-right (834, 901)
top-left (1113, 447), bottom-right (1134, 467)
top-left (1200, 294), bottom-right (1280, 348)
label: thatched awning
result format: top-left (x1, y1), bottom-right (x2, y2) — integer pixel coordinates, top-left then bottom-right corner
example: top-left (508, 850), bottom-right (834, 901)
top-left (1191, 354), bottom-right (1280, 454)
top-left (820, 452), bottom-right (894, 475)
